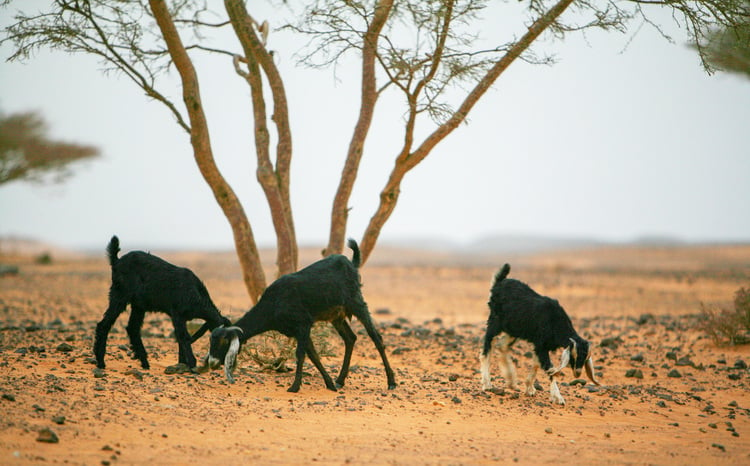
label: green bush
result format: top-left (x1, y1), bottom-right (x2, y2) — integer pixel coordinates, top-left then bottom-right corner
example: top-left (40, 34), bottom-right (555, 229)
top-left (699, 286), bottom-right (750, 345)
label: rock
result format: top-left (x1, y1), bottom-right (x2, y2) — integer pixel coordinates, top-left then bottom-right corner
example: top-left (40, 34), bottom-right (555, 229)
top-left (56, 343), bottom-right (74, 353)
top-left (52, 415), bottom-right (66, 425)
top-left (600, 337), bottom-right (621, 349)
top-left (165, 363), bottom-right (191, 375)
top-left (124, 368), bottom-right (144, 380)
top-left (36, 427), bottom-right (59, 443)
top-left (2, 393), bottom-right (16, 402)
top-left (625, 369), bottom-right (643, 379)
top-left (675, 356), bottom-right (695, 367)
top-left (630, 354), bottom-right (645, 362)
top-left (734, 359), bottom-right (747, 370)
top-left (93, 368), bottom-right (106, 378)
top-left (636, 314), bottom-right (655, 325)
top-left (667, 369), bottom-right (682, 378)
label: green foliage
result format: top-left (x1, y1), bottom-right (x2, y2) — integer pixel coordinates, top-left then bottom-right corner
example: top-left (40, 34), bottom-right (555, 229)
top-left (699, 286), bottom-right (750, 345)
top-left (241, 322), bottom-right (337, 372)
top-left (34, 253), bottom-right (53, 265)
top-left (0, 110), bottom-right (100, 185)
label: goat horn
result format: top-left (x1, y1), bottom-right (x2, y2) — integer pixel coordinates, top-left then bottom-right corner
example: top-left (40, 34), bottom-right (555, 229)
top-left (224, 334), bottom-right (241, 384)
top-left (585, 357), bottom-right (601, 386)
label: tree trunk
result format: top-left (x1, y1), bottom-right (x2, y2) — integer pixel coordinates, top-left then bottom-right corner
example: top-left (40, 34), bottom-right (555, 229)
top-left (323, 0), bottom-right (394, 257)
top-left (149, 0), bottom-right (266, 301)
top-left (225, 0), bottom-right (298, 275)
top-left (359, 0), bottom-right (577, 264)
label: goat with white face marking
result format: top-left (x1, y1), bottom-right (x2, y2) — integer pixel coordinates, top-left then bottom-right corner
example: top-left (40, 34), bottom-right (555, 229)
top-left (480, 264), bottom-right (600, 405)
top-left (200, 239), bottom-right (397, 393)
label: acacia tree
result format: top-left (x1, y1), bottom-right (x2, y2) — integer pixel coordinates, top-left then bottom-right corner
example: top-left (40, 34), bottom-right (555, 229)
top-left (2, 0), bottom-right (747, 301)
top-left (0, 110), bottom-right (99, 185)
top-left (696, 1), bottom-right (750, 78)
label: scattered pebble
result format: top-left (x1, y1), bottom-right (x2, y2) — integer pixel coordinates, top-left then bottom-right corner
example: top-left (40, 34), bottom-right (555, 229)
top-left (36, 427), bottom-right (59, 443)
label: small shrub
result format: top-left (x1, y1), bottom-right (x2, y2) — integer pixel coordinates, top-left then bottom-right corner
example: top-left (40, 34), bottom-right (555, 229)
top-left (699, 286), bottom-right (750, 345)
top-left (241, 322), bottom-right (337, 372)
top-left (35, 253), bottom-right (53, 265)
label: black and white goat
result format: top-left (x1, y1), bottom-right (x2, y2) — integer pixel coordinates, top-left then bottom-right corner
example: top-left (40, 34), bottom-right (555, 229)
top-left (480, 264), bottom-right (600, 405)
top-left (94, 236), bottom-right (230, 370)
top-left (200, 239), bottom-right (397, 393)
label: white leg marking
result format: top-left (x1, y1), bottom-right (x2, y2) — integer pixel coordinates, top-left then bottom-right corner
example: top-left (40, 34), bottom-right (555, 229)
top-left (525, 353), bottom-right (539, 396)
top-left (480, 350), bottom-right (492, 390)
top-left (549, 379), bottom-right (565, 405)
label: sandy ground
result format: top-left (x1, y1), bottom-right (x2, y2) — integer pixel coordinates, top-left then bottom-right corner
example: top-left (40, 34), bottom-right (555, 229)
top-left (1, 244), bottom-right (749, 465)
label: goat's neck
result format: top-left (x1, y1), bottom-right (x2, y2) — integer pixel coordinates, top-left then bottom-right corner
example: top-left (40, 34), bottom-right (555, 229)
top-left (233, 305), bottom-right (273, 341)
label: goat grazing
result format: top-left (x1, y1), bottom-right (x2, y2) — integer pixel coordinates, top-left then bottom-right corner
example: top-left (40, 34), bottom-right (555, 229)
top-left (94, 236), bottom-right (230, 371)
top-left (480, 264), bottom-right (600, 405)
top-left (200, 239), bottom-right (397, 393)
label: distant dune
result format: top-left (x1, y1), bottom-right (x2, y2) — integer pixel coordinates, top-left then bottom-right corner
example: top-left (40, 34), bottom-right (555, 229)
top-left (0, 236), bottom-right (84, 259)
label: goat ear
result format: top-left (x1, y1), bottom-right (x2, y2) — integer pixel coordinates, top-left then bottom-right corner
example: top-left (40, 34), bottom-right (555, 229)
top-left (585, 356), bottom-right (601, 386)
top-left (557, 346), bottom-right (571, 373)
top-left (569, 337), bottom-right (578, 361)
top-left (223, 335), bottom-right (241, 384)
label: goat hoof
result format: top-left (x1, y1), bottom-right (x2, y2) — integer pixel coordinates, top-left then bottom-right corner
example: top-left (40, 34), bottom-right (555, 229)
top-left (287, 385), bottom-right (300, 393)
top-left (326, 385), bottom-right (338, 392)
top-left (388, 383), bottom-right (397, 390)
top-left (335, 381), bottom-right (345, 389)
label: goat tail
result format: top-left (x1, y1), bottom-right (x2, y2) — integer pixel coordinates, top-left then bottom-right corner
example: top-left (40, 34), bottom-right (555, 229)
top-left (347, 238), bottom-right (361, 268)
top-left (493, 263), bottom-right (511, 285)
top-left (106, 235), bottom-right (121, 267)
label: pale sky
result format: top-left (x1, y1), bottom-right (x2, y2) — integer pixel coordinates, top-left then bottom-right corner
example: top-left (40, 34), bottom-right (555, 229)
top-left (1, 3), bottom-right (749, 251)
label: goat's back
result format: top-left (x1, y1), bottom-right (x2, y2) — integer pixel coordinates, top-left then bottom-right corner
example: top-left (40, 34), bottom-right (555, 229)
top-left (488, 278), bottom-right (575, 344)
top-left (259, 254), bottom-right (361, 316)
top-left (111, 251), bottom-right (219, 316)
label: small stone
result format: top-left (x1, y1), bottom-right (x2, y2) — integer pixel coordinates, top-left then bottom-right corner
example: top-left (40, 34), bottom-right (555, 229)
top-left (164, 363), bottom-right (191, 375)
top-left (734, 359), bottom-right (747, 370)
top-left (52, 415), bottom-right (65, 425)
top-left (124, 368), bottom-right (144, 380)
top-left (2, 393), bottom-right (15, 402)
top-left (36, 427), bottom-right (59, 443)
top-left (675, 356), bottom-right (694, 367)
top-left (544, 427), bottom-right (553, 434)
top-left (56, 343), bottom-right (74, 353)
top-left (630, 354), bottom-right (645, 362)
top-left (93, 368), bottom-right (106, 378)
top-left (625, 369), bottom-right (643, 379)
top-left (667, 369), bottom-right (682, 378)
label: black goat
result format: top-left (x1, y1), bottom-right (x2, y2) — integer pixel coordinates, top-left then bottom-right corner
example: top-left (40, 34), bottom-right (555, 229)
top-left (94, 236), bottom-right (230, 371)
top-left (480, 264), bottom-right (600, 405)
top-left (200, 239), bottom-right (397, 393)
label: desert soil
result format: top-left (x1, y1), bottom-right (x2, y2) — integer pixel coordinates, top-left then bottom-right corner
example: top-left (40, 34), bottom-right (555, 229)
top-left (1, 244), bottom-right (749, 465)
